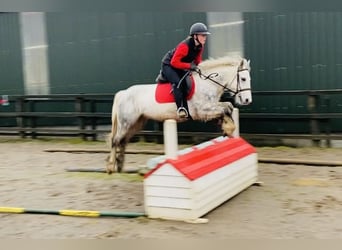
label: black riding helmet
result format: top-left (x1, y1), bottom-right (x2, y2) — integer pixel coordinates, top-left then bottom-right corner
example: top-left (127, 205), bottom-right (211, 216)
top-left (189, 22), bottom-right (211, 35)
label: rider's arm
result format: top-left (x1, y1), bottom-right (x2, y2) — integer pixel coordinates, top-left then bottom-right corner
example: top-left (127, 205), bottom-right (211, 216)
top-left (170, 43), bottom-right (192, 70)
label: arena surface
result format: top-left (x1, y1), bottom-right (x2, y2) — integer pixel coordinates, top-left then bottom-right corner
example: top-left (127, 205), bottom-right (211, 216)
top-left (0, 138), bottom-right (341, 239)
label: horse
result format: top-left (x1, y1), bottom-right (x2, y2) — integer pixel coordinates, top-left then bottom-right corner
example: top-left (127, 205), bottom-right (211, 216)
top-left (106, 56), bottom-right (252, 174)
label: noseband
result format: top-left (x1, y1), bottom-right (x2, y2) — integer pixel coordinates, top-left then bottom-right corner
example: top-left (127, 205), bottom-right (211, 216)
top-left (234, 68), bottom-right (252, 96)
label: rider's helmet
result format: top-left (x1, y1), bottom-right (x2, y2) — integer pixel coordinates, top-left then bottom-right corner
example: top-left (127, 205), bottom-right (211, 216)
top-left (189, 22), bottom-right (211, 35)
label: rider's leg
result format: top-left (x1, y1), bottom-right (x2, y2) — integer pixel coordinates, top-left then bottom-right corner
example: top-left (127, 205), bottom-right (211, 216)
top-left (162, 65), bottom-right (188, 118)
top-left (172, 83), bottom-right (187, 118)
top-left (180, 82), bottom-right (191, 118)
top-left (182, 96), bottom-right (191, 119)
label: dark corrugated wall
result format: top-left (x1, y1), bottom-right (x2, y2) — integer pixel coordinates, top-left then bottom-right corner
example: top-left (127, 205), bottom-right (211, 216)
top-left (241, 12), bottom-right (342, 133)
top-left (44, 12), bottom-right (207, 130)
top-left (0, 13), bottom-right (24, 95)
top-left (244, 12), bottom-right (342, 91)
top-left (3, 12), bottom-right (341, 135)
top-left (45, 12), bottom-right (207, 94)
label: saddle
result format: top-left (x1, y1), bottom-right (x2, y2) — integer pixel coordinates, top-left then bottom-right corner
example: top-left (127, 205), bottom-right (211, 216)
top-left (154, 72), bottom-right (195, 103)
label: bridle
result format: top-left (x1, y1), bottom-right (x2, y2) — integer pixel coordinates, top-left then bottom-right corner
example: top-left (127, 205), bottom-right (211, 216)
top-left (196, 67), bottom-right (251, 97)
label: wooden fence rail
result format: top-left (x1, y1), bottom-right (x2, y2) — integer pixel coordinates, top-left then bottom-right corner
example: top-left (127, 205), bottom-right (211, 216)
top-left (1, 90), bottom-right (342, 146)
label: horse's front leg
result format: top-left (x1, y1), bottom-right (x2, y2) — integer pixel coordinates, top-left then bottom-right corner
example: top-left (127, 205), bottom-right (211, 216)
top-left (195, 101), bottom-right (234, 120)
top-left (195, 101), bottom-right (236, 136)
top-left (219, 101), bottom-right (236, 137)
top-left (220, 101), bottom-right (234, 117)
top-left (221, 114), bottom-right (236, 137)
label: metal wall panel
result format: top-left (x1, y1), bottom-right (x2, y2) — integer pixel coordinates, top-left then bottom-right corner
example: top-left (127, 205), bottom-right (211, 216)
top-left (19, 12), bottom-right (50, 95)
top-left (207, 12), bottom-right (245, 58)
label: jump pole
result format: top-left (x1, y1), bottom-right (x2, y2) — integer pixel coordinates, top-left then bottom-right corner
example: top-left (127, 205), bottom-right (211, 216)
top-left (0, 206), bottom-right (145, 218)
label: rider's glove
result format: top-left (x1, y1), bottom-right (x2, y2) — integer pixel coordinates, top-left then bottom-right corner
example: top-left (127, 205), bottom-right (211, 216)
top-left (190, 62), bottom-right (199, 72)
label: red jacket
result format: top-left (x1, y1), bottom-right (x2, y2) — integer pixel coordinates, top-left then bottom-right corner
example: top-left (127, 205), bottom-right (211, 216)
top-left (162, 37), bottom-right (203, 70)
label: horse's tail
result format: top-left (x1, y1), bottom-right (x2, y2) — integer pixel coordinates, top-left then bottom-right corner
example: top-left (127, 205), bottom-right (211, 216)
top-left (107, 91), bottom-right (122, 148)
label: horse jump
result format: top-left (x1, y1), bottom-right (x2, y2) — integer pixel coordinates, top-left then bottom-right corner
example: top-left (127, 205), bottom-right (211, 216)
top-left (143, 119), bottom-right (258, 222)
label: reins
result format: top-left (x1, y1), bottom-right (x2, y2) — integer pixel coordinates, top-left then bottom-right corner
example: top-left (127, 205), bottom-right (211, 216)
top-left (195, 68), bottom-right (250, 97)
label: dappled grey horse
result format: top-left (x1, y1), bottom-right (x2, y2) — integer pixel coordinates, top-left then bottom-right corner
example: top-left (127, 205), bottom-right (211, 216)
top-left (107, 56), bottom-right (252, 173)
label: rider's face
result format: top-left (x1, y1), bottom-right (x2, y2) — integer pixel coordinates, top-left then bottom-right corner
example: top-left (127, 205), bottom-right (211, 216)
top-left (196, 34), bottom-right (207, 45)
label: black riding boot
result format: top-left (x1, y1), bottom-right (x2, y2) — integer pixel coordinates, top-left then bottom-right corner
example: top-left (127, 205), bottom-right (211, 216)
top-left (172, 83), bottom-right (188, 118)
top-left (182, 97), bottom-right (192, 120)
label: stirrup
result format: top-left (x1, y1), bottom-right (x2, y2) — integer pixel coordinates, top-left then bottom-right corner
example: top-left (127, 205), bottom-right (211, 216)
top-left (177, 107), bottom-right (188, 118)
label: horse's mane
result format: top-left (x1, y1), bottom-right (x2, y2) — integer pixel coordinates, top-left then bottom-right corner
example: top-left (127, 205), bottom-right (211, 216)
top-left (199, 55), bottom-right (242, 71)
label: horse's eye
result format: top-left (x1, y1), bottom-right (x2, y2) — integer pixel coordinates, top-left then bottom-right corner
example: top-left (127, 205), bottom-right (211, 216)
top-left (241, 77), bottom-right (246, 81)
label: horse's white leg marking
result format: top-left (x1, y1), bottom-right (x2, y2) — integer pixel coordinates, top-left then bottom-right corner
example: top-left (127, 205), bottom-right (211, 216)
top-left (221, 114), bottom-right (236, 136)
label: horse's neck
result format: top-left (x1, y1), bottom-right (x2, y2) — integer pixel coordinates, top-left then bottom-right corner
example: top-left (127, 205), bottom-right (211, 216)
top-left (193, 74), bottom-right (221, 102)
top-left (219, 66), bottom-right (238, 92)
top-left (196, 65), bottom-right (237, 97)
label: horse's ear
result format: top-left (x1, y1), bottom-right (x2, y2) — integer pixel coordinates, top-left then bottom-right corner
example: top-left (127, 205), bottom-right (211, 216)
top-left (239, 58), bottom-right (248, 69)
top-left (239, 59), bottom-right (244, 68)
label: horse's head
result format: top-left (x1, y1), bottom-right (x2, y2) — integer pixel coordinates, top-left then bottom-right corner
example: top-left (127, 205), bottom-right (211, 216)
top-left (197, 56), bottom-right (252, 106)
top-left (234, 58), bottom-right (252, 106)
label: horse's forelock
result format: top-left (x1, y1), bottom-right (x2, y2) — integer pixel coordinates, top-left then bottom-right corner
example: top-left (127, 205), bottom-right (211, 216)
top-left (199, 56), bottom-right (243, 71)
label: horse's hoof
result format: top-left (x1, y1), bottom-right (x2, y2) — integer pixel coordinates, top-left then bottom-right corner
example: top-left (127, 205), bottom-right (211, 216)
top-left (106, 166), bottom-right (114, 175)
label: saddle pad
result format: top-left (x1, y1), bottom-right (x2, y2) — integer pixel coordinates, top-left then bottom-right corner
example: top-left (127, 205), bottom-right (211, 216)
top-left (155, 80), bottom-right (196, 103)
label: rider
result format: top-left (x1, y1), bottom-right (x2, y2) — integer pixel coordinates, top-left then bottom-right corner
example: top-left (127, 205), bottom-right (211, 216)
top-left (159, 22), bottom-right (210, 119)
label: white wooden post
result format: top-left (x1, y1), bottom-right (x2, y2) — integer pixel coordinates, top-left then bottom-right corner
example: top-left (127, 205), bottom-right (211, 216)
top-left (232, 108), bottom-right (240, 137)
top-left (163, 119), bottom-right (178, 159)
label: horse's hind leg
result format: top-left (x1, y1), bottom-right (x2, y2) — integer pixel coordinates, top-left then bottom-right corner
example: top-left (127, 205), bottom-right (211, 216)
top-left (106, 135), bottom-right (116, 174)
top-left (106, 128), bottom-right (131, 174)
top-left (116, 141), bottom-right (126, 173)
top-left (115, 116), bottom-right (146, 173)
top-left (106, 138), bottom-right (125, 174)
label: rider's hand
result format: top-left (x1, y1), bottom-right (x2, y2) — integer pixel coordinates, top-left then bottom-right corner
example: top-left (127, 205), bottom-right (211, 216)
top-left (190, 62), bottom-right (199, 72)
